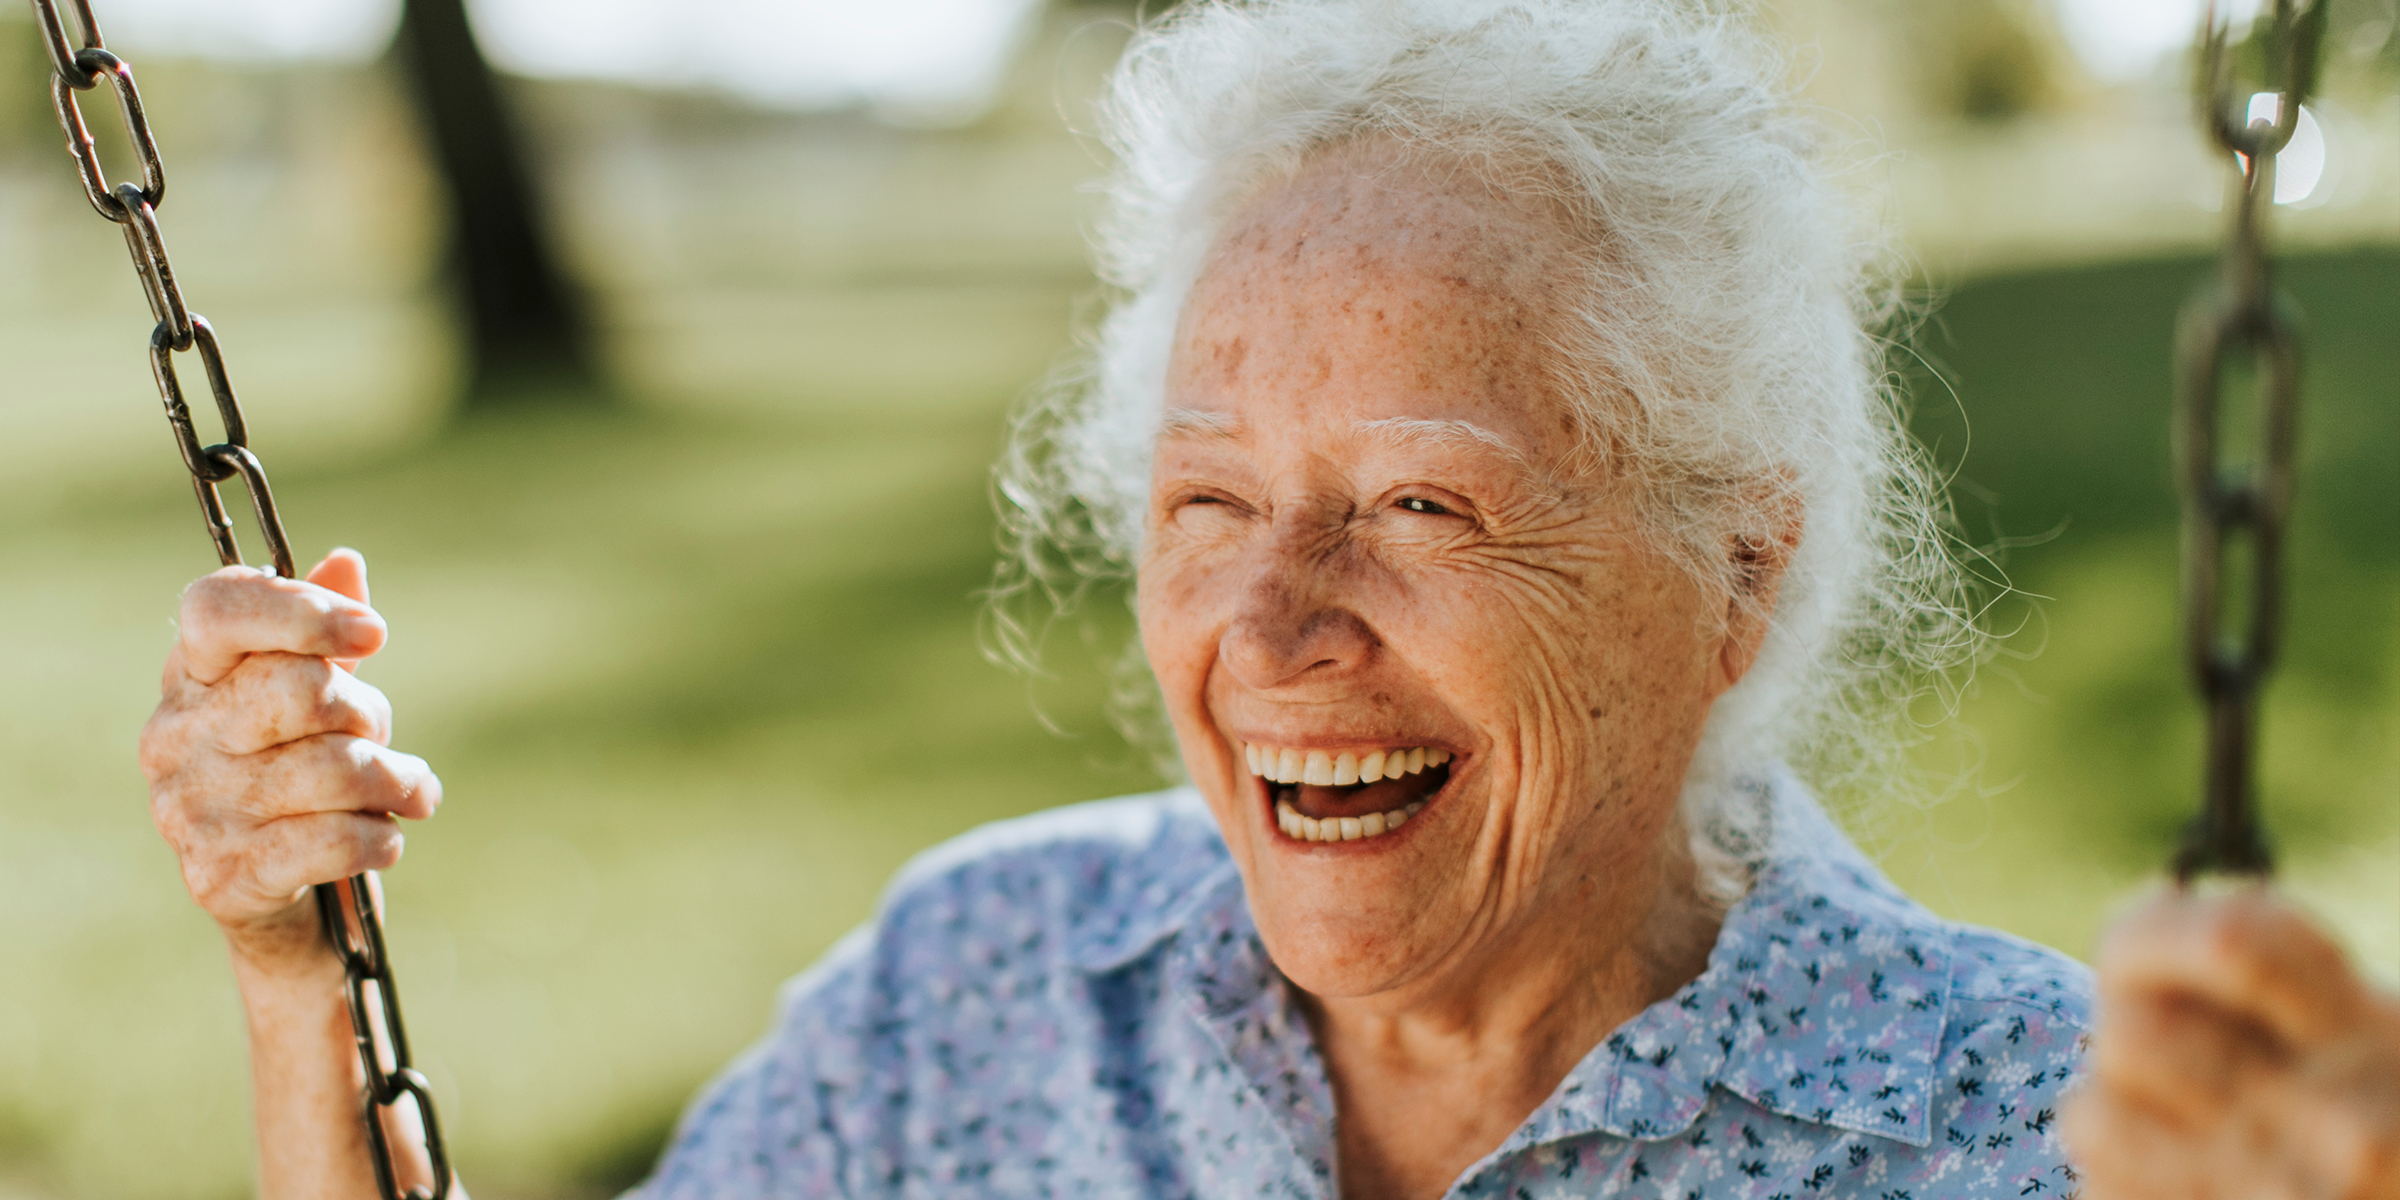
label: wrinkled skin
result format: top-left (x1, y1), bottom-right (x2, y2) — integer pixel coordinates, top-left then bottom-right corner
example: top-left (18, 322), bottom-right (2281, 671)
top-left (2067, 888), bottom-right (2400, 1200)
top-left (140, 550), bottom-right (446, 1198)
top-left (143, 553), bottom-right (437, 947)
top-left (1136, 141), bottom-right (1792, 1197)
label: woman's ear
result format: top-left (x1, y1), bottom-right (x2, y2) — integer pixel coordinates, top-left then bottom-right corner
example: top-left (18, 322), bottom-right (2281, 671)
top-left (1716, 490), bottom-right (1802, 688)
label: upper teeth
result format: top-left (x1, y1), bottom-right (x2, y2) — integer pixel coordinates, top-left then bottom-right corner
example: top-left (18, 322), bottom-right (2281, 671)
top-left (1241, 743), bottom-right (1452, 786)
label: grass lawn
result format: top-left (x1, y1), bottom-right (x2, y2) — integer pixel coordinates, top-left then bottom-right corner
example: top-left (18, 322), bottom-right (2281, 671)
top-left (0, 248), bottom-right (2390, 1198)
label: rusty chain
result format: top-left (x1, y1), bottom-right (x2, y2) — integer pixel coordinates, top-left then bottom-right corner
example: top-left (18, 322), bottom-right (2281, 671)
top-left (2170, 0), bottom-right (2327, 880)
top-left (26, 1), bottom-right (453, 1193)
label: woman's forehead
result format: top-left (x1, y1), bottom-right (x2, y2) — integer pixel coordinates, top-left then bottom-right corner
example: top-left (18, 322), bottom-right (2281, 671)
top-left (1197, 145), bottom-right (1577, 305)
top-left (1169, 232), bottom-right (1579, 469)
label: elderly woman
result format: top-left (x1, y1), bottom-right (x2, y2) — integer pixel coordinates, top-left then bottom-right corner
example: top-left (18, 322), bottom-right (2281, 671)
top-left (136, 1), bottom-right (2399, 1198)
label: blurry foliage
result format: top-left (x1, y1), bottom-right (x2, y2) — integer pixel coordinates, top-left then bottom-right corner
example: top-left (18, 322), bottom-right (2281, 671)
top-left (2225, 0), bottom-right (2337, 102)
top-left (2307, 0), bottom-right (2400, 95)
top-left (1945, 0), bottom-right (2062, 120)
top-left (1859, 0), bottom-right (2066, 122)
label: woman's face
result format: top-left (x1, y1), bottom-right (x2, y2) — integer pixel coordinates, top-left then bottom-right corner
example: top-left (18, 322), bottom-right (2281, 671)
top-left (1138, 148), bottom-right (1763, 1001)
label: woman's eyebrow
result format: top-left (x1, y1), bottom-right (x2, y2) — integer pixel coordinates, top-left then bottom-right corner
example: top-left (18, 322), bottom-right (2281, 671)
top-left (1158, 407), bottom-right (1246, 441)
top-left (1354, 417), bottom-right (1532, 468)
top-left (1356, 416), bottom-right (1578, 499)
top-left (1156, 411), bottom-right (1561, 490)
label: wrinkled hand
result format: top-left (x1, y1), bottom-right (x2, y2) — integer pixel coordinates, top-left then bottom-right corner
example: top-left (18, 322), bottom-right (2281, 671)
top-left (140, 549), bottom-right (442, 969)
top-left (2067, 886), bottom-right (2400, 1200)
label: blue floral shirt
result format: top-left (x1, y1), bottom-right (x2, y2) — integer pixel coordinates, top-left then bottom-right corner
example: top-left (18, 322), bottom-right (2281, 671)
top-left (632, 780), bottom-right (2093, 1198)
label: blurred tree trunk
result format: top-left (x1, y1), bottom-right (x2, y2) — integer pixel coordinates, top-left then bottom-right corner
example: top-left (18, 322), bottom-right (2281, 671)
top-left (392, 0), bottom-right (600, 407)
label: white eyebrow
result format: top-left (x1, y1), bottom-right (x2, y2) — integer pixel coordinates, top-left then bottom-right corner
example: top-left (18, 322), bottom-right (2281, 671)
top-left (1157, 407), bottom-right (1244, 440)
top-left (1353, 416), bottom-right (1531, 466)
top-left (1156, 411), bottom-right (1554, 485)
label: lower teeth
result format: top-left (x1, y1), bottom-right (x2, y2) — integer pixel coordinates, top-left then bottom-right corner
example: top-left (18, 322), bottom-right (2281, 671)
top-left (1277, 796), bottom-right (1425, 843)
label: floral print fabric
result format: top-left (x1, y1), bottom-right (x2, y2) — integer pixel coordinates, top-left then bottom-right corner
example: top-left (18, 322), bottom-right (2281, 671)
top-left (632, 778), bottom-right (2092, 1198)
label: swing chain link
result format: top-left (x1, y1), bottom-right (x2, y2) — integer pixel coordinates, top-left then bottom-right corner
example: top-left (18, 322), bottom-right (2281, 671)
top-left (2170, 0), bottom-right (2326, 880)
top-left (25, 1), bottom-right (452, 1193)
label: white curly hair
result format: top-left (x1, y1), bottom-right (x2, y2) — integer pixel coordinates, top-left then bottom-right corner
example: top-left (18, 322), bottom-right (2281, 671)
top-left (993, 0), bottom-right (1979, 899)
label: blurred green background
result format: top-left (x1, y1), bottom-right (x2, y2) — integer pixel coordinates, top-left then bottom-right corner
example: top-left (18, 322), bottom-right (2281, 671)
top-left (0, 0), bottom-right (2393, 1196)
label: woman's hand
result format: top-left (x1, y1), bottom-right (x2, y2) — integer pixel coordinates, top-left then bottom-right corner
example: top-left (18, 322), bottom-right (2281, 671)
top-left (2067, 886), bottom-right (2400, 1200)
top-left (140, 548), bottom-right (442, 971)
top-left (140, 548), bottom-right (451, 1198)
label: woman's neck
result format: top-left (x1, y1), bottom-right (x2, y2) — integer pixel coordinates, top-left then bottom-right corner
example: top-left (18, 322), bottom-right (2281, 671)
top-left (1297, 823), bottom-right (1726, 1200)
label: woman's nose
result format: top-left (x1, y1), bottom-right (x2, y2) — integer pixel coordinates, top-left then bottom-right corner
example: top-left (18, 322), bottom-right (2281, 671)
top-left (1217, 531), bottom-right (1377, 691)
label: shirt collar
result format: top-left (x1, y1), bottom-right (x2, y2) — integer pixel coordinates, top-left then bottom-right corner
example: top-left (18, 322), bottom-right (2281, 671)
top-left (1513, 772), bottom-right (1954, 1150)
top-left (1552, 874), bottom-right (1949, 1147)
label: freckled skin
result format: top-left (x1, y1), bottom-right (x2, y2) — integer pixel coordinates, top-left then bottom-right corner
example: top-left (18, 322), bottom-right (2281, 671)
top-left (1137, 143), bottom-right (1789, 1199)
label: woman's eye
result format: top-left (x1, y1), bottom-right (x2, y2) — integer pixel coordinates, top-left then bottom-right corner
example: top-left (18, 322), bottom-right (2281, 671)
top-left (1396, 496), bottom-right (1451, 516)
top-left (1171, 492), bottom-right (1244, 520)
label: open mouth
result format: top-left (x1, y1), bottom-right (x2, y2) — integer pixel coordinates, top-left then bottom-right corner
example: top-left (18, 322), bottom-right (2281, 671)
top-left (1240, 742), bottom-right (1454, 843)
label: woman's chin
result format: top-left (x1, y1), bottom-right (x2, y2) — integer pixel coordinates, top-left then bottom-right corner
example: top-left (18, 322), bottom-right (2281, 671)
top-left (1205, 754), bottom-right (1483, 997)
top-left (1237, 842), bottom-right (1473, 1000)
top-left (1251, 893), bottom-right (1456, 1000)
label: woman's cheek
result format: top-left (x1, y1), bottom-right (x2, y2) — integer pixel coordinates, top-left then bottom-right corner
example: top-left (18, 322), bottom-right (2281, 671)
top-left (1416, 567), bottom-right (1591, 685)
top-left (1139, 548), bottom-right (1237, 683)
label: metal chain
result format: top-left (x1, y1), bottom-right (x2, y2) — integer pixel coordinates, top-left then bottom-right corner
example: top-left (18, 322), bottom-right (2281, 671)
top-left (2170, 0), bottom-right (2327, 880)
top-left (26, 2), bottom-right (453, 1193)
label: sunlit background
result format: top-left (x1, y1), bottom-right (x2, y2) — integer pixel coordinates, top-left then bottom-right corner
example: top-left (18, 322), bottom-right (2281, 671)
top-left (0, 0), bottom-right (2393, 1195)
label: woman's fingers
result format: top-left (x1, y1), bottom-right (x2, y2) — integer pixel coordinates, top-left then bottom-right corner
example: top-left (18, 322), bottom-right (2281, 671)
top-left (183, 650), bottom-right (395, 752)
top-left (175, 809), bottom-right (412, 928)
top-left (2101, 887), bottom-right (2369, 1048)
top-left (2068, 1070), bottom-right (2377, 1200)
top-left (144, 551), bottom-right (444, 955)
top-left (151, 733), bottom-right (440, 927)
top-left (177, 564), bottom-right (386, 686)
top-left (307, 547), bottom-right (370, 607)
top-left (249, 736), bottom-right (441, 823)
top-left (2063, 1089), bottom-right (2212, 1200)
top-left (305, 549), bottom-right (372, 673)
top-left (2080, 888), bottom-right (2400, 1200)
top-left (153, 733), bottom-right (440, 834)
top-left (2091, 980), bottom-right (2279, 1126)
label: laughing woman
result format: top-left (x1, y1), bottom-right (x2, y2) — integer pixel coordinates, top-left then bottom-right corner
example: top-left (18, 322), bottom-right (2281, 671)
top-left (139, 2), bottom-right (2108, 1197)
